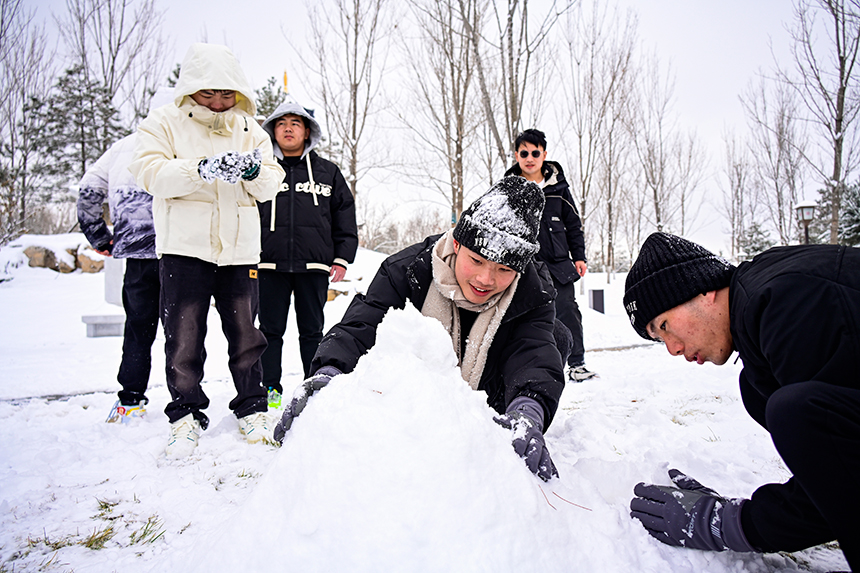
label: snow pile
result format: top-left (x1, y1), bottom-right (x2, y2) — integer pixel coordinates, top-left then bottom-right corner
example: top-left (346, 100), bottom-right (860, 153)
top-left (192, 306), bottom-right (567, 571)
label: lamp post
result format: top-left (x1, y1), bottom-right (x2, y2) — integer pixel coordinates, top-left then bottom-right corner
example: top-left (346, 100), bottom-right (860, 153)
top-left (795, 200), bottom-right (817, 245)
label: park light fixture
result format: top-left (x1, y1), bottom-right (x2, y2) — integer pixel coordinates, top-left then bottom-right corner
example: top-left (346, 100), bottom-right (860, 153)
top-left (795, 199), bottom-right (817, 245)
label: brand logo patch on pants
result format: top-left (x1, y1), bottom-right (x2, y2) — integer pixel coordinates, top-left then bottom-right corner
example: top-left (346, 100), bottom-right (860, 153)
top-left (249, 269), bottom-right (258, 279)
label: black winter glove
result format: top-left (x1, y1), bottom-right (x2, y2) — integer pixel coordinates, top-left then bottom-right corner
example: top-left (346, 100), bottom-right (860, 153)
top-left (630, 469), bottom-right (756, 552)
top-left (494, 396), bottom-right (558, 481)
top-left (273, 365), bottom-right (342, 444)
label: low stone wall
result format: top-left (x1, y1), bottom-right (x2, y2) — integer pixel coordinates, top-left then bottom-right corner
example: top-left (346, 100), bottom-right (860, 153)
top-left (22, 245), bottom-right (104, 274)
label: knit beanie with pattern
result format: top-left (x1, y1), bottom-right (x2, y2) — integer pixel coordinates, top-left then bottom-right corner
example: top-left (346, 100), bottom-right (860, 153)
top-left (623, 232), bottom-right (736, 340)
top-left (453, 176), bottom-right (543, 273)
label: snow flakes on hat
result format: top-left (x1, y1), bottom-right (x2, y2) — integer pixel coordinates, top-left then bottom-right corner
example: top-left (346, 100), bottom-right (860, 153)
top-left (453, 176), bottom-right (543, 273)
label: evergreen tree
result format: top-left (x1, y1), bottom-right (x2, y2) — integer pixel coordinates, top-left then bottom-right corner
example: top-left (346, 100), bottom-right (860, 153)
top-left (737, 222), bottom-right (775, 261)
top-left (840, 181), bottom-right (860, 246)
top-left (32, 66), bottom-right (127, 198)
top-left (167, 63), bottom-right (181, 88)
top-left (255, 76), bottom-right (286, 118)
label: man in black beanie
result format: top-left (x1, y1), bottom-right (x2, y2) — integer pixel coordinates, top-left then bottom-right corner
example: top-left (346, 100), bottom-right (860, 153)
top-left (623, 232), bottom-right (860, 571)
top-left (272, 176), bottom-right (569, 481)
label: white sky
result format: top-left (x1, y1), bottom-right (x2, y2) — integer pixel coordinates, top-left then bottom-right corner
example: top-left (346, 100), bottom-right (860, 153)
top-left (29, 0), bottom-right (806, 253)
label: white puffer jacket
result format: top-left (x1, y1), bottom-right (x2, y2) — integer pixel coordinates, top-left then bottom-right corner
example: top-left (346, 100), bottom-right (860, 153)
top-left (130, 43), bottom-right (284, 266)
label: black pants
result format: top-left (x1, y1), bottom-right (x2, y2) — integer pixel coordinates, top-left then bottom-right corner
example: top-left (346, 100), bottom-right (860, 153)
top-left (743, 382), bottom-right (860, 571)
top-left (117, 258), bottom-right (160, 405)
top-left (552, 277), bottom-right (584, 367)
top-left (258, 270), bottom-right (329, 390)
top-left (159, 255), bottom-right (268, 429)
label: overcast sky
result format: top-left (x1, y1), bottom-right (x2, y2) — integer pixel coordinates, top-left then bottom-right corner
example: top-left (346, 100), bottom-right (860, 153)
top-left (30, 0), bottom-right (805, 251)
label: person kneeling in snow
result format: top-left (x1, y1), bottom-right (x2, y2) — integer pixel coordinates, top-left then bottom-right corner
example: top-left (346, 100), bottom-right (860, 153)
top-left (623, 232), bottom-right (860, 571)
top-left (274, 176), bottom-right (570, 481)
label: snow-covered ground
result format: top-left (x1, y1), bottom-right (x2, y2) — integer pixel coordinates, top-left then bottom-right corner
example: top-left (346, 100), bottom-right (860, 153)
top-left (0, 235), bottom-right (849, 573)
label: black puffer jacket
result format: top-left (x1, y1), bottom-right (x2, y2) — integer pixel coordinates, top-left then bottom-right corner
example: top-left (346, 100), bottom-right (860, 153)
top-left (258, 150), bottom-right (358, 273)
top-left (505, 161), bottom-right (585, 284)
top-left (732, 244), bottom-right (860, 422)
top-left (311, 234), bottom-right (566, 427)
top-left (730, 244), bottom-right (860, 551)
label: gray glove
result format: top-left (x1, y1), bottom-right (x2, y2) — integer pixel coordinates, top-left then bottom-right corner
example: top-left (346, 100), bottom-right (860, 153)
top-left (273, 365), bottom-right (341, 444)
top-left (493, 396), bottom-right (558, 481)
top-left (631, 469), bottom-right (756, 552)
top-left (198, 148), bottom-right (262, 184)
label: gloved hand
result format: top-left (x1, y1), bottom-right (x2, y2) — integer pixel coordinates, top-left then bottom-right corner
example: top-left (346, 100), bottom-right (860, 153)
top-left (630, 469), bottom-right (756, 552)
top-left (493, 396), bottom-right (558, 481)
top-left (240, 148), bottom-right (262, 181)
top-left (198, 149), bottom-right (262, 184)
top-left (273, 365), bottom-right (342, 444)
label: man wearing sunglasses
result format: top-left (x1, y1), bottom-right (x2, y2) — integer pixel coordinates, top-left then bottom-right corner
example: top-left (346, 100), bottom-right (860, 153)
top-left (504, 129), bottom-right (594, 382)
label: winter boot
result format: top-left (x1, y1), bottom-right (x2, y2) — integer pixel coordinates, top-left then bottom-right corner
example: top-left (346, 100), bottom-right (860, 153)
top-left (165, 414), bottom-right (201, 458)
top-left (238, 412), bottom-right (275, 445)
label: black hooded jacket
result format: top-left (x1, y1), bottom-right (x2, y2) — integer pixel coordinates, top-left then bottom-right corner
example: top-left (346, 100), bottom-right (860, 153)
top-left (504, 161), bottom-right (586, 284)
top-left (258, 150), bottom-right (358, 273)
top-left (310, 234), bottom-right (566, 427)
top-left (731, 244), bottom-right (860, 424)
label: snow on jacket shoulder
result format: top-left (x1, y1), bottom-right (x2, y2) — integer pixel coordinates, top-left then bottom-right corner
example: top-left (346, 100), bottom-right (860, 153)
top-left (311, 234), bottom-right (566, 427)
top-left (258, 151), bottom-right (358, 273)
top-left (77, 134), bottom-right (156, 259)
top-left (505, 161), bottom-right (585, 284)
top-left (730, 244), bottom-right (860, 428)
top-left (128, 43), bottom-right (285, 266)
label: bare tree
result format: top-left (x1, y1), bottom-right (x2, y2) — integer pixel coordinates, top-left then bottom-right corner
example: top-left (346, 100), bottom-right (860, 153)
top-left (742, 75), bottom-right (807, 245)
top-left (557, 0), bottom-right (636, 250)
top-left (627, 53), bottom-right (680, 233)
top-left (719, 130), bottom-right (754, 259)
top-left (595, 84), bottom-right (635, 281)
top-left (400, 0), bottom-right (480, 223)
top-left (778, 0), bottom-right (860, 243)
top-left (55, 0), bottom-right (167, 126)
top-left (458, 0), bottom-right (573, 164)
top-left (307, 0), bottom-right (390, 198)
top-left (0, 0), bottom-right (53, 240)
top-left (672, 130), bottom-right (707, 235)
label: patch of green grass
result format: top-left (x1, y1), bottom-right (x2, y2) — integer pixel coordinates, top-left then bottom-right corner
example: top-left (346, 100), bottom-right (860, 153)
top-left (27, 531), bottom-right (75, 552)
top-left (79, 524), bottom-right (116, 550)
top-left (129, 516), bottom-right (165, 545)
top-left (94, 498), bottom-right (120, 521)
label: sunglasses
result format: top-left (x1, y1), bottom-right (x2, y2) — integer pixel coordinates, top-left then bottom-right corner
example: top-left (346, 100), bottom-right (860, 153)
top-left (518, 149), bottom-right (542, 158)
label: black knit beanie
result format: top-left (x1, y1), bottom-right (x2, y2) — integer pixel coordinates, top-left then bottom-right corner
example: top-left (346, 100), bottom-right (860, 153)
top-left (453, 176), bottom-right (543, 273)
top-left (623, 232), bottom-right (736, 340)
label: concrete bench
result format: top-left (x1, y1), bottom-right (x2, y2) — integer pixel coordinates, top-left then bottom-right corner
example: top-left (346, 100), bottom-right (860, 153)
top-left (81, 314), bottom-right (125, 337)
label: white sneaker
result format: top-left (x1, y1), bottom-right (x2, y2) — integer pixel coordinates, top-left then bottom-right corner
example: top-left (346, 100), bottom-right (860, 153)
top-left (569, 365), bottom-right (598, 382)
top-left (165, 414), bottom-right (201, 458)
top-left (238, 412), bottom-right (275, 445)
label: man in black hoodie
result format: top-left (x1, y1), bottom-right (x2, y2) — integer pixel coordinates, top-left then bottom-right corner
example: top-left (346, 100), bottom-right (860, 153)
top-left (624, 232), bottom-right (860, 571)
top-left (504, 129), bottom-right (594, 382)
top-left (258, 101), bottom-right (358, 406)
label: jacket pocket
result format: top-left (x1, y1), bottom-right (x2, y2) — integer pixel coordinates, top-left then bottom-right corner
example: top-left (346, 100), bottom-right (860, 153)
top-left (165, 199), bottom-right (213, 257)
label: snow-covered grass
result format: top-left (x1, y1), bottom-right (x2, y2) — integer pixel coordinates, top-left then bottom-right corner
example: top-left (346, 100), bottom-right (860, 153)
top-left (0, 235), bottom-right (849, 572)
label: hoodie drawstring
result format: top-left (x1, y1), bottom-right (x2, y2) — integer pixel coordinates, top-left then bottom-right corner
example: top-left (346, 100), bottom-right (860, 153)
top-left (306, 154), bottom-right (318, 206)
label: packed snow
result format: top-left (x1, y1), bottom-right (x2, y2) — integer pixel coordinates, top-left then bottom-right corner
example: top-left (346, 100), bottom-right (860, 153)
top-left (0, 235), bottom-right (849, 572)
